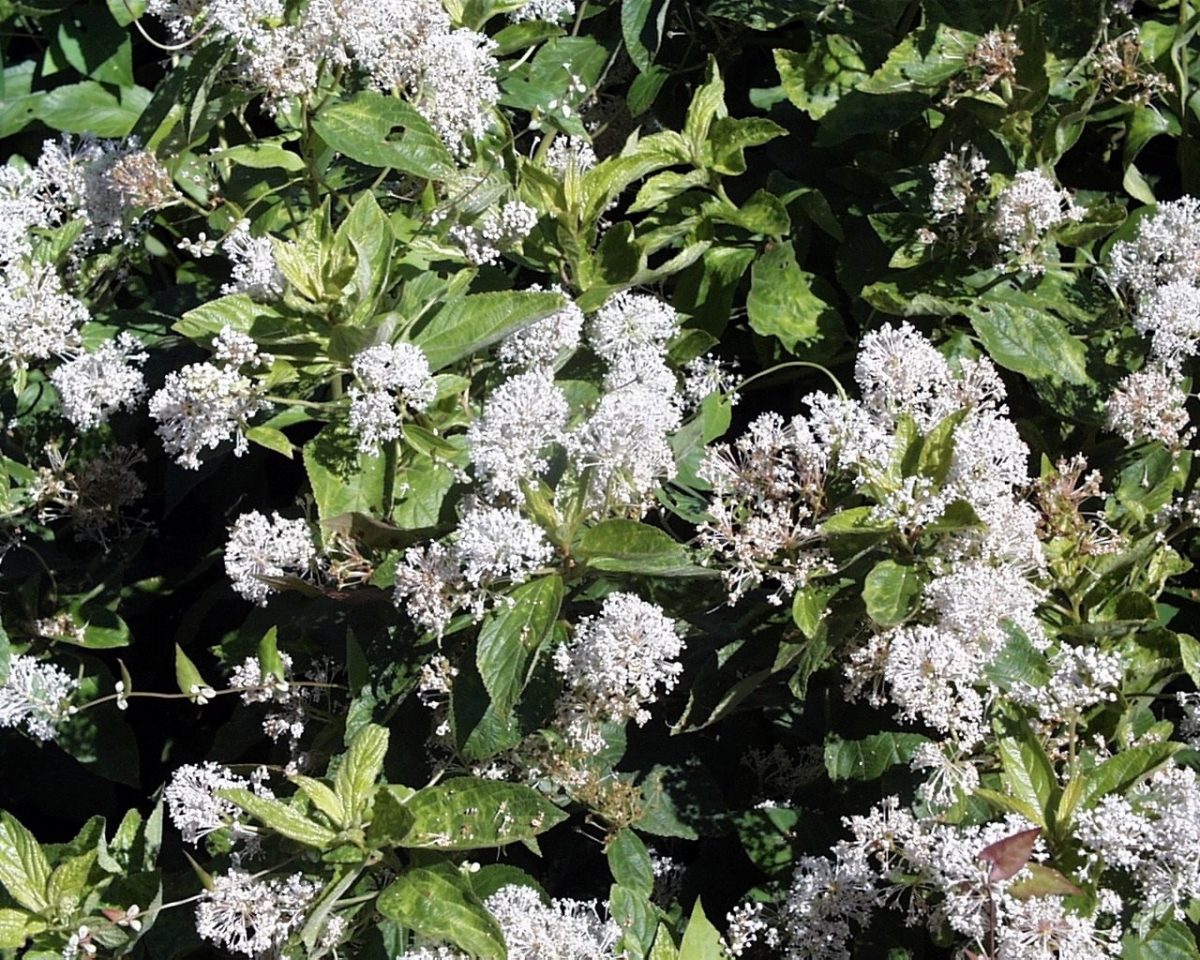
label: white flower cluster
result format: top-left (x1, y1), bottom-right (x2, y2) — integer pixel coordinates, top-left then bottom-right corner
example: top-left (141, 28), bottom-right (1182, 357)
top-left (988, 170), bottom-right (1083, 273)
top-left (568, 293), bottom-right (683, 514)
top-left (467, 369), bottom-right (569, 498)
top-left (149, 0), bottom-right (499, 155)
top-left (149, 326), bottom-right (271, 469)
top-left (195, 869), bottom-right (318, 957)
top-left (1104, 199), bottom-right (1200, 449)
top-left (224, 510), bottom-right (320, 604)
top-left (347, 342), bottom-right (437, 455)
top-left (483, 884), bottom-right (620, 959)
top-left (926, 151), bottom-right (1082, 271)
top-left (542, 135), bottom-right (597, 175)
top-left (221, 219), bottom-right (284, 299)
top-left (393, 504), bottom-right (552, 634)
top-left (4, 134), bottom-right (171, 254)
top-left (164, 761), bottom-right (250, 845)
top-left (50, 333), bottom-right (148, 429)
top-left (0, 654), bottom-right (77, 742)
top-left (497, 286), bottom-right (585, 371)
top-left (553, 592), bottom-right (683, 750)
top-left (1011, 645), bottom-right (1125, 721)
top-left (1077, 765), bottom-right (1200, 912)
top-left (228, 652), bottom-right (328, 752)
top-left (930, 147), bottom-right (990, 221)
top-left (0, 260), bottom-right (88, 373)
top-left (735, 799), bottom-right (1122, 960)
top-left (448, 200), bottom-right (539, 265)
top-left (402, 884), bottom-right (619, 959)
top-left (698, 412), bottom-right (831, 604)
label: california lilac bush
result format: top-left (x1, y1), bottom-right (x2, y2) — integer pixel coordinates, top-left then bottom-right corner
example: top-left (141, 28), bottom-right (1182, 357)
top-left (4, 0), bottom-right (1200, 957)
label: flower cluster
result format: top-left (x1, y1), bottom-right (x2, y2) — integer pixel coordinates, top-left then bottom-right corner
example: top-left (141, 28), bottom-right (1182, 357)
top-left (224, 510), bottom-right (320, 605)
top-left (0, 654), bottom-right (77, 742)
top-left (347, 342), bottom-right (438, 454)
top-left (148, 0), bottom-right (500, 154)
top-left (195, 869), bottom-right (319, 957)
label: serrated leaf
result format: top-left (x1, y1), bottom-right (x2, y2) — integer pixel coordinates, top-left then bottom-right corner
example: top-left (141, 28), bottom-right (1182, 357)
top-left (1007, 862), bottom-right (1082, 899)
top-left (376, 862), bottom-right (506, 959)
top-left (46, 850), bottom-right (96, 914)
top-left (291, 777), bottom-right (346, 830)
top-left (824, 732), bottom-right (928, 781)
top-left (678, 899), bottom-right (726, 960)
top-left (0, 812), bottom-right (50, 913)
top-left (221, 790), bottom-right (338, 849)
top-left (334, 723), bottom-right (389, 826)
top-left (607, 828), bottom-right (654, 896)
top-left (381, 779), bottom-right (566, 850)
top-left (862, 560), bottom-right (923, 627)
top-left (1180, 633), bottom-right (1200, 687)
top-left (964, 301), bottom-right (1089, 385)
top-left (312, 92), bottom-right (455, 179)
top-left (1080, 742), bottom-right (1179, 809)
top-left (246, 425), bottom-right (294, 458)
top-left (477, 575), bottom-right (563, 718)
top-left (746, 242), bottom-right (840, 353)
top-left (414, 291), bottom-right (565, 371)
top-left (997, 737), bottom-right (1054, 827)
top-left (575, 520), bottom-right (703, 577)
top-left (0, 907), bottom-right (44, 949)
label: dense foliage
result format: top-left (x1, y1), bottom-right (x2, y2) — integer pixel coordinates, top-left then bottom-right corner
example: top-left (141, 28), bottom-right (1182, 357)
top-left (4, 0), bottom-right (1200, 957)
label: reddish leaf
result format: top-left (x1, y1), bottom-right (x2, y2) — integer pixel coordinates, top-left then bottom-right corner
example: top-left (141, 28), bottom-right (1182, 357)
top-left (978, 826), bottom-right (1040, 882)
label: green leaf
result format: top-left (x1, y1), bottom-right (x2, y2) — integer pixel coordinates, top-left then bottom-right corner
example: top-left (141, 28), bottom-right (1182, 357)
top-left (575, 520), bottom-right (703, 577)
top-left (1180, 633), bottom-right (1200, 687)
top-left (733, 805), bottom-right (801, 876)
top-left (220, 790), bottom-right (338, 849)
top-left (46, 850), bottom-right (96, 914)
top-left (38, 81), bottom-right (150, 137)
top-left (173, 292), bottom-right (284, 340)
top-left (792, 583), bottom-right (834, 639)
top-left (210, 140), bottom-right (305, 172)
top-left (824, 732), bottom-right (928, 781)
top-left (334, 723), bottom-right (389, 826)
top-left (916, 410), bottom-right (966, 484)
top-left (678, 899), bottom-right (727, 960)
top-left (1121, 920), bottom-right (1200, 959)
top-left (746, 242), bottom-right (840, 353)
top-left (0, 812), bottom-right (50, 913)
top-left (997, 737), bottom-right (1055, 828)
top-left (1007, 862), bottom-right (1081, 900)
top-left (0, 908), bottom-right (44, 950)
top-left (704, 0), bottom-right (804, 29)
top-left (312, 92), bottom-right (455, 179)
top-left (377, 862), bottom-right (506, 959)
top-left (607, 828), bottom-right (654, 896)
top-left (382, 779), bottom-right (567, 850)
top-left (48, 5), bottom-right (133, 87)
top-left (774, 38), bottom-right (868, 120)
top-left (477, 576), bottom-right (563, 718)
top-left (258, 627), bottom-right (286, 685)
top-left (705, 117), bottom-right (786, 176)
top-left (245, 425), bottom-right (294, 459)
top-left (862, 560), bottom-right (923, 627)
top-left (685, 58), bottom-right (727, 156)
top-left (174, 645), bottom-right (211, 701)
top-left (414, 291), bottom-right (565, 371)
top-left (650, 925), bottom-right (681, 960)
top-left (621, 0), bottom-right (670, 72)
top-left (290, 776), bottom-right (346, 830)
top-left (1080, 742), bottom-right (1180, 809)
top-left (964, 301), bottom-right (1089, 385)
top-left (303, 423), bottom-right (388, 520)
